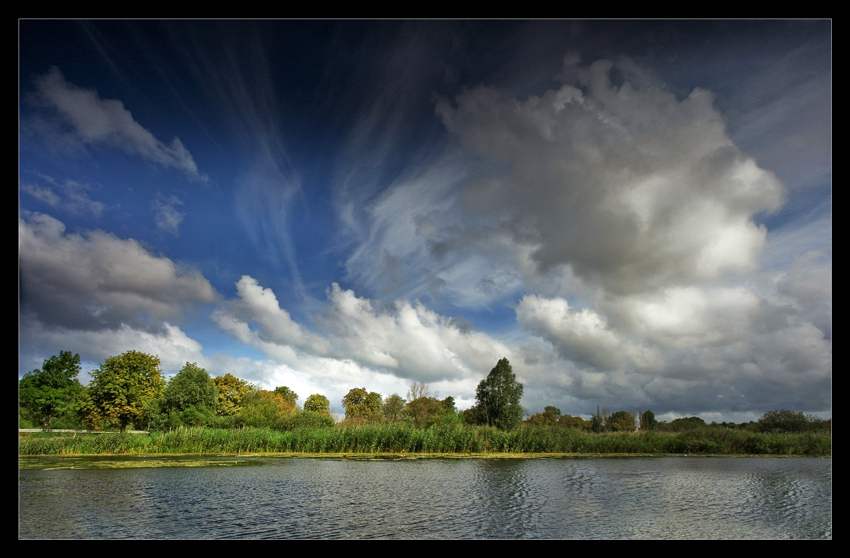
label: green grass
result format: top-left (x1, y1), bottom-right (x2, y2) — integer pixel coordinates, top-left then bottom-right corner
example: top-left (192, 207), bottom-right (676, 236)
top-left (18, 425), bottom-right (832, 457)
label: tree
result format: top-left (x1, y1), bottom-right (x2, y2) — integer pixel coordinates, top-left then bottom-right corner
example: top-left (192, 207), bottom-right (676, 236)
top-left (544, 406), bottom-right (562, 419)
top-left (382, 394), bottom-right (406, 422)
top-left (405, 396), bottom-right (443, 428)
top-left (609, 411), bottom-right (636, 432)
top-left (407, 381), bottom-right (428, 401)
top-left (558, 413), bottom-right (588, 430)
top-left (639, 409), bottom-right (658, 431)
top-left (212, 373), bottom-right (253, 416)
top-left (87, 350), bottom-right (165, 432)
top-left (525, 406), bottom-right (561, 427)
top-left (142, 362), bottom-right (218, 430)
top-left (239, 389), bottom-right (297, 428)
top-left (304, 394), bottom-right (331, 416)
top-left (342, 388), bottom-right (383, 422)
top-left (755, 409), bottom-right (811, 433)
top-left (474, 358), bottom-right (524, 431)
top-left (591, 406), bottom-right (611, 433)
top-left (274, 386), bottom-right (299, 408)
top-left (19, 351), bottom-right (84, 430)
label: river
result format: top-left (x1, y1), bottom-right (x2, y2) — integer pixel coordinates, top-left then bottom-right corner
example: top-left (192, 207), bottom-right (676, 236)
top-left (19, 455), bottom-right (831, 539)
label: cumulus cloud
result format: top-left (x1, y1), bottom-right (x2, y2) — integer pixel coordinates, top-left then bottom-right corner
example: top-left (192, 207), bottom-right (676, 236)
top-left (30, 67), bottom-right (205, 181)
top-left (20, 314), bottom-right (206, 383)
top-left (318, 54), bottom-right (829, 418)
top-left (213, 276), bottom-right (514, 387)
top-left (516, 294), bottom-right (661, 371)
top-left (434, 57), bottom-right (785, 296)
top-left (19, 212), bottom-right (218, 332)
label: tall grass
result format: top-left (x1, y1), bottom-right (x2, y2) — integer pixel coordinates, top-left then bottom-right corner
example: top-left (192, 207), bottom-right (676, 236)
top-left (19, 425), bottom-right (832, 456)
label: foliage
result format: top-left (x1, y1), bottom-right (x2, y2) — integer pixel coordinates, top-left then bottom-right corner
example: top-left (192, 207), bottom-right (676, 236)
top-left (405, 396), bottom-right (443, 427)
top-left (755, 409), bottom-right (829, 433)
top-left (525, 408), bottom-right (559, 427)
top-left (141, 362), bottom-right (219, 431)
top-left (303, 394), bottom-right (331, 416)
top-left (558, 414), bottom-right (588, 430)
top-left (591, 406), bottom-right (610, 432)
top-left (212, 373), bottom-right (253, 416)
top-left (19, 351), bottom-right (84, 430)
top-left (382, 394), bottom-right (406, 422)
top-left (19, 424), bottom-right (832, 457)
top-left (276, 410), bottom-right (336, 431)
top-left (274, 386), bottom-right (299, 408)
top-left (474, 358), bottom-right (524, 431)
top-left (657, 416), bottom-right (707, 433)
top-left (544, 406), bottom-right (562, 418)
top-left (239, 389), bottom-right (297, 428)
top-left (342, 388), bottom-right (383, 423)
top-left (86, 351), bottom-right (165, 432)
top-left (609, 411), bottom-right (636, 432)
top-left (640, 410), bottom-right (658, 431)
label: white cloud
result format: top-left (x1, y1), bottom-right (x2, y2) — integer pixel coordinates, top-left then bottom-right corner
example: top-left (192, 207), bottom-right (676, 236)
top-left (151, 193), bottom-right (185, 235)
top-left (31, 67), bottom-right (205, 181)
top-left (213, 276), bottom-right (514, 390)
top-left (516, 294), bottom-right (661, 371)
top-left (19, 212), bottom-right (218, 331)
top-left (21, 175), bottom-right (105, 218)
top-left (19, 314), bottom-right (206, 384)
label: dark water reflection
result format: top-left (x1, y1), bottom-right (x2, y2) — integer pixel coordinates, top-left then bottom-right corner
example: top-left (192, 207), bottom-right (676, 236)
top-left (19, 457), bottom-right (831, 539)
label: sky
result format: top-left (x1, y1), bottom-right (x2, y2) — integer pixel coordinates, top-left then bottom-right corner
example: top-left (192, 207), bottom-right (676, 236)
top-left (19, 20), bottom-right (831, 423)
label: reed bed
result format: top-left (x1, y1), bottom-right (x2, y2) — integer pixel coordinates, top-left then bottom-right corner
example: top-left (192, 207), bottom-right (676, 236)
top-left (19, 425), bottom-right (831, 456)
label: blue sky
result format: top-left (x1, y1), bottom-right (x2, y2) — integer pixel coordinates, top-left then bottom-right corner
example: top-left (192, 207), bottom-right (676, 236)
top-left (19, 20), bottom-right (831, 422)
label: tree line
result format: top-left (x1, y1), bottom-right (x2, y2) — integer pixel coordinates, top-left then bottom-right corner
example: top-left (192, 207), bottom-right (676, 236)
top-left (19, 350), bottom-right (830, 435)
top-left (19, 351), bottom-right (526, 433)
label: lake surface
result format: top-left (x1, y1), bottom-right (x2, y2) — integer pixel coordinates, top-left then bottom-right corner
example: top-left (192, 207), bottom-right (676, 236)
top-left (19, 456), bottom-right (831, 539)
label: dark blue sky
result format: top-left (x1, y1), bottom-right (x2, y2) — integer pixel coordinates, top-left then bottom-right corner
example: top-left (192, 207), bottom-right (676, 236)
top-left (19, 20), bottom-right (831, 421)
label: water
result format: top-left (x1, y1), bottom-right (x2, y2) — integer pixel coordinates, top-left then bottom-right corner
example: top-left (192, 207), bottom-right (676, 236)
top-left (19, 456), bottom-right (831, 539)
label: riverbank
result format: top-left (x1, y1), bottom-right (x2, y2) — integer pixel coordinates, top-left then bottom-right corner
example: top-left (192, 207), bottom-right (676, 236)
top-left (19, 424), bottom-right (832, 457)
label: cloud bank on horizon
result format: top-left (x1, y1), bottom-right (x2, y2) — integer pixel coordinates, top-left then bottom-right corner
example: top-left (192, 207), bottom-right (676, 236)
top-left (19, 21), bottom-right (831, 422)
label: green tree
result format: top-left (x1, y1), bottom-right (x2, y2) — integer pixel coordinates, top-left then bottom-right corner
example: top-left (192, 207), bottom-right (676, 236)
top-left (639, 409), bottom-right (658, 431)
top-left (304, 393), bottom-right (331, 416)
top-left (382, 393), bottom-right (406, 422)
top-left (609, 410), bottom-right (636, 432)
top-left (19, 350), bottom-right (84, 430)
top-left (405, 396), bottom-right (443, 428)
top-left (342, 388), bottom-right (383, 423)
top-left (142, 362), bottom-right (218, 430)
top-left (558, 413), bottom-right (588, 430)
top-left (525, 406), bottom-right (561, 427)
top-left (755, 409), bottom-right (811, 433)
top-left (544, 406), bottom-right (562, 419)
top-left (87, 351), bottom-right (165, 431)
top-left (474, 358), bottom-right (524, 431)
top-left (239, 389), bottom-right (297, 428)
top-left (274, 386), bottom-right (299, 408)
top-left (212, 373), bottom-right (253, 416)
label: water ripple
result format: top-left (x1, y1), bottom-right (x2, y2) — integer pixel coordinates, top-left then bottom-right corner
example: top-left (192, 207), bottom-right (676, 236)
top-left (20, 457), bottom-right (831, 539)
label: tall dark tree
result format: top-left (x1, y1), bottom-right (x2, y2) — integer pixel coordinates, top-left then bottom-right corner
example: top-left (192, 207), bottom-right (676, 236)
top-left (640, 409), bottom-right (658, 431)
top-left (474, 358), bottom-right (523, 431)
top-left (19, 350), bottom-right (83, 430)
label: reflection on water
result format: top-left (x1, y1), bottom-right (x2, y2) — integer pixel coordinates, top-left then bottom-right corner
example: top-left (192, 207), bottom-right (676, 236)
top-left (19, 457), bottom-right (831, 539)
